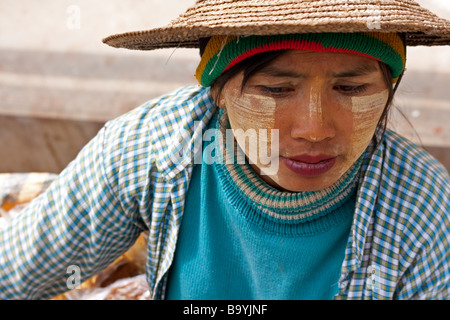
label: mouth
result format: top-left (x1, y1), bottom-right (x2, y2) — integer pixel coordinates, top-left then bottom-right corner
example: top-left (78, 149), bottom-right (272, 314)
top-left (280, 154), bottom-right (337, 177)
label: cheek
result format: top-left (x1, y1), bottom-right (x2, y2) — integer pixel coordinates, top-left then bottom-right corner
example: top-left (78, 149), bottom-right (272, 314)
top-left (348, 90), bottom-right (389, 157)
top-left (225, 93), bottom-right (277, 131)
top-left (225, 92), bottom-right (278, 158)
top-left (224, 93), bottom-right (280, 176)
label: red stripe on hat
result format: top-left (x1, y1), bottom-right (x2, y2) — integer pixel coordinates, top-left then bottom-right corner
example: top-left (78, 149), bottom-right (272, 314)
top-left (223, 40), bottom-right (380, 73)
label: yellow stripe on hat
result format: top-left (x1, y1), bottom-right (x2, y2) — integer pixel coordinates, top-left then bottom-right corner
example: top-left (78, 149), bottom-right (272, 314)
top-left (364, 32), bottom-right (406, 82)
top-left (195, 35), bottom-right (237, 84)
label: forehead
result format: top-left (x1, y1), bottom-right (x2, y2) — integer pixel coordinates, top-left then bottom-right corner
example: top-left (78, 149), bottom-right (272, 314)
top-left (256, 50), bottom-right (381, 78)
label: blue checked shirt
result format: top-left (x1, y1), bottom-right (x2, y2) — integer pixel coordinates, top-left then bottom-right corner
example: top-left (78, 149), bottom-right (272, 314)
top-left (0, 85), bottom-right (449, 300)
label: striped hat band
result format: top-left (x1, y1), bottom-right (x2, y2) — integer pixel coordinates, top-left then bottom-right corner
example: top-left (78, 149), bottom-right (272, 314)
top-left (196, 32), bottom-right (406, 87)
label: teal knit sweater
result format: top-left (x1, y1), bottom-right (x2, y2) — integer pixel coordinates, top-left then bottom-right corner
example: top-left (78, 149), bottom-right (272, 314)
top-left (167, 111), bottom-right (360, 300)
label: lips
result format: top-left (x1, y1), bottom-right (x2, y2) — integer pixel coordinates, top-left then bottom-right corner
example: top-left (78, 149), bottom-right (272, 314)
top-left (281, 155), bottom-right (337, 177)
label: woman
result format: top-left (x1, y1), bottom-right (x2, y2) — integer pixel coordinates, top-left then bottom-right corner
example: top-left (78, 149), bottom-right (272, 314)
top-left (0, 0), bottom-right (449, 300)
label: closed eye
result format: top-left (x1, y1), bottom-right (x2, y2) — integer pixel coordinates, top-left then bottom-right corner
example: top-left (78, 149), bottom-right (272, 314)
top-left (259, 86), bottom-right (294, 96)
top-left (334, 85), bottom-right (368, 95)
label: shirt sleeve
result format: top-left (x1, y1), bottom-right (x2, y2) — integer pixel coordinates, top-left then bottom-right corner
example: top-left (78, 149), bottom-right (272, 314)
top-left (398, 208), bottom-right (450, 300)
top-left (0, 125), bottom-right (145, 300)
top-left (396, 170), bottom-right (450, 300)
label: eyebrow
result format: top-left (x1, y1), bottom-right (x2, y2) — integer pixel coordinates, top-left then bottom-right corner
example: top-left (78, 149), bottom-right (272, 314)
top-left (257, 62), bottom-right (379, 79)
top-left (258, 66), bottom-right (306, 79)
top-left (331, 63), bottom-right (379, 78)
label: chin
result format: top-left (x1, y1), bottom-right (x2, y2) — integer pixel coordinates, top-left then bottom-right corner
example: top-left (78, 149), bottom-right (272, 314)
top-left (262, 169), bottom-right (342, 192)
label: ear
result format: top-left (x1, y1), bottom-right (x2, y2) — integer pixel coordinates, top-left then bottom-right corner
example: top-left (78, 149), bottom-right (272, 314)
top-left (210, 85), bottom-right (226, 108)
top-left (218, 98), bottom-right (226, 109)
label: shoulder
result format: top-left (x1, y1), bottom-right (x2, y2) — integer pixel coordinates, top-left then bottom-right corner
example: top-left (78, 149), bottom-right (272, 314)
top-left (361, 129), bottom-right (449, 250)
top-left (381, 130), bottom-right (449, 206)
top-left (103, 85), bottom-right (211, 142)
top-left (98, 85), bottom-right (216, 181)
top-left (378, 130), bottom-right (450, 298)
top-left (379, 131), bottom-right (449, 257)
top-left (99, 85), bottom-right (213, 158)
top-left (361, 130), bottom-right (449, 238)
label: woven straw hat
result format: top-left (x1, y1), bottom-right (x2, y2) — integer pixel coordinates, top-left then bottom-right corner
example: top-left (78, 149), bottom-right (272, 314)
top-left (103, 0), bottom-right (450, 50)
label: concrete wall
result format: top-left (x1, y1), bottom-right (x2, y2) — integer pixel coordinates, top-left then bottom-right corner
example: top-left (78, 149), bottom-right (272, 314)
top-left (1, 0), bottom-right (449, 172)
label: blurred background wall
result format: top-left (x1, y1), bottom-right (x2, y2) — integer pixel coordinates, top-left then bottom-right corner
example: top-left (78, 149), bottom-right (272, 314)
top-left (0, 0), bottom-right (449, 173)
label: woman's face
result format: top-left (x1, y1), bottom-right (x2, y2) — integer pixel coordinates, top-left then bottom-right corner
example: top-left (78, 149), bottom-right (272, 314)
top-left (217, 50), bottom-right (390, 192)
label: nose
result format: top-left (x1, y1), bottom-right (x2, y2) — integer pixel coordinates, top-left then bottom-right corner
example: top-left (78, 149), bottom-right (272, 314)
top-left (290, 85), bottom-right (336, 142)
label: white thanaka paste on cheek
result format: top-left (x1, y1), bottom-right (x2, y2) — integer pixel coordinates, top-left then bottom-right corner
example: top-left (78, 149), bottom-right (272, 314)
top-left (227, 93), bottom-right (276, 132)
top-left (302, 89), bottom-right (389, 190)
top-left (224, 89), bottom-right (280, 177)
top-left (349, 89), bottom-right (389, 160)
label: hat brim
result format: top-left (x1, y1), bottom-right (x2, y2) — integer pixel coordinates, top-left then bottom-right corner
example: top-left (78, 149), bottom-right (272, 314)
top-left (103, 0), bottom-right (450, 50)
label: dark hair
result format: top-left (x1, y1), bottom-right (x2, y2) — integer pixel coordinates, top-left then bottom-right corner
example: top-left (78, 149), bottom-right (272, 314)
top-left (199, 37), bottom-right (404, 149)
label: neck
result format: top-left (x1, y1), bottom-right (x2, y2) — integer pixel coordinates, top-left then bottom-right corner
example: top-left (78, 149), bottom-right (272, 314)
top-left (212, 109), bottom-right (363, 227)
